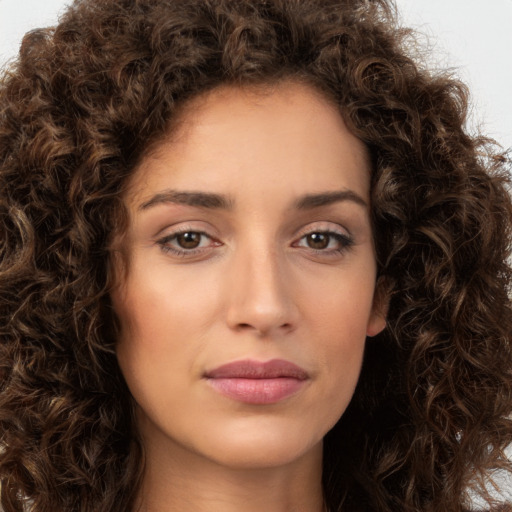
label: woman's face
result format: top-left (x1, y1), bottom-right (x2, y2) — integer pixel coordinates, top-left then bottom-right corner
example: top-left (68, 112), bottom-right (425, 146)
top-left (112, 81), bottom-right (386, 470)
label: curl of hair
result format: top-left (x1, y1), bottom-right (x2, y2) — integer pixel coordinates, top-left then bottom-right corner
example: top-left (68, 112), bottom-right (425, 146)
top-left (0, 1), bottom-right (511, 511)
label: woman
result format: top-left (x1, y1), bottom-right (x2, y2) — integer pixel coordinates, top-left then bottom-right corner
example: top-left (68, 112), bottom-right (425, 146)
top-left (0, 0), bottom-right (510, 511)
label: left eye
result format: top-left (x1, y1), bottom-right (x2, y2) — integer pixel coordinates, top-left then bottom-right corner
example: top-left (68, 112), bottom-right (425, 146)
top-left (295, 231), bottom-right (352, 251)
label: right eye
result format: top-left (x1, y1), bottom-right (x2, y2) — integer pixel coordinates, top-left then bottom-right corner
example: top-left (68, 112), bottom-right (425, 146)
top-left (157, 230), bottom-right (220, 257)
top-left (172, 231), bottom-right (205, 249)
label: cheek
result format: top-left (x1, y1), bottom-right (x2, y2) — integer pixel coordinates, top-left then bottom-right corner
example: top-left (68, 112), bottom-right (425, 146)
top-left (316, 310), bottom-right (367, 397)
top-left (112, 284), bottom-right (199, 428)
top-left (111, 264), bottom-right (222, 394)
top-left (303, 264), bottom-right (377, 343)
top-left (113, 261), bottom-right (220, 342)
top-left (300, 268), bottom-right (375, 412)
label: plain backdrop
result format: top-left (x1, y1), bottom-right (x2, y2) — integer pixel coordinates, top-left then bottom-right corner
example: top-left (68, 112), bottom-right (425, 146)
top-left (0, 0), bottom-right (511, 502)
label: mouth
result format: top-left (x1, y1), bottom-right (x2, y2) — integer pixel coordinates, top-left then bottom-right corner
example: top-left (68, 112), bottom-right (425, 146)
top-left (203, 359), bottom-right (309, 405)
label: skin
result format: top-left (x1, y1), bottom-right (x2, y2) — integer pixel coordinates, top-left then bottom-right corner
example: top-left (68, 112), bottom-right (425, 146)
top-left (112, 81), bottom-right (387, 512)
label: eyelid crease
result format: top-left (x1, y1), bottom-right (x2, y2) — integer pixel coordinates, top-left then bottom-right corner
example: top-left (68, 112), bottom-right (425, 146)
top-left (293, 220), bottom-right (352, 238)
top-left (157, 228), bottom-right (215, 245)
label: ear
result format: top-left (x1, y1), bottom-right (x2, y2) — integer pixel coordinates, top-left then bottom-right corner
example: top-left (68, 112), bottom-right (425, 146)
top-left (366, 276), bottom-right (390, 337)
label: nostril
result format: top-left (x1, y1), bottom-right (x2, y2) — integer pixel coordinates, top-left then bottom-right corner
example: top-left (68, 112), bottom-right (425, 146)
top-left (235, 321), bottom-right (293, 334)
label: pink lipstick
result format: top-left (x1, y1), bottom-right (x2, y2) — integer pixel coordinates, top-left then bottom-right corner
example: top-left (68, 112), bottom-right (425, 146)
top-left (204, 359), bottom-right (309, 405)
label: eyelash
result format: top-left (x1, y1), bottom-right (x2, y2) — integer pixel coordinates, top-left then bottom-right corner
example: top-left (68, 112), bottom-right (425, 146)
top-left (157, 229), bottom-right (218, 257)
top-left (292, 230), bottom-right (354, 256)
top-left (156, 228), bottom-right (354, 258)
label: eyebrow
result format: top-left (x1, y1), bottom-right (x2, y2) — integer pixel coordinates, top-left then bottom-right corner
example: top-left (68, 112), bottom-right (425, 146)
top-left (139, 190), bottom-right (233, 210)
top-left (138, 188), bottom-right (367, 211)
top-left (294, 190), bottom-right (367, 210)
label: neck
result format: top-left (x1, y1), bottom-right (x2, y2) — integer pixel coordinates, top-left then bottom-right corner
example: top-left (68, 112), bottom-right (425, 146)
top-left (136, 428), bottom-right (325, 512)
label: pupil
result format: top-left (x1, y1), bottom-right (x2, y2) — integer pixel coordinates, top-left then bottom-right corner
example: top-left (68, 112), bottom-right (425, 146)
top-left (177, 232), bottom-right (201, 249)
top-left (307, 233), bottom-right (329, 249)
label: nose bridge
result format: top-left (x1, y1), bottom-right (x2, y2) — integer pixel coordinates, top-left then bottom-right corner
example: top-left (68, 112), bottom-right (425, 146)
top-left (225, 233), bottom-right (296, 335)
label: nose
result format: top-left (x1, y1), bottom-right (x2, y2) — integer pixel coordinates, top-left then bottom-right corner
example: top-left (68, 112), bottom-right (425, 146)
top-left (224, 243), bottom-right (298, 337)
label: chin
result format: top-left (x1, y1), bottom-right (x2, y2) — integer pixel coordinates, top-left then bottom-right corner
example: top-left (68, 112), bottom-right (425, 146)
top-left (193, 415), bottom-right (328, 470)
top-left (209, 437), bottom-right (322, 470)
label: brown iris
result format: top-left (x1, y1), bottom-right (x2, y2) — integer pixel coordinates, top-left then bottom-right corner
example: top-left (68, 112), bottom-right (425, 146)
top-left (306, 233), bottom-right (330, 249)
top-left (176, 232), bottom-right (202, 249)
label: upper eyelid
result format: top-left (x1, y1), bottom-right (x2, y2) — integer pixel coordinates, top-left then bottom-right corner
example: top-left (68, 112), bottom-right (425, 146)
top-left (294, 222), bottom-right (351, 238)
top-left (154, 219), bottom-right (352, 239)
top-left (158, 229), bottom-right (215, 244)
top-left (293, 230), bottom-right (353, 246)
top-left (154, 221), bottom-right (219, 239)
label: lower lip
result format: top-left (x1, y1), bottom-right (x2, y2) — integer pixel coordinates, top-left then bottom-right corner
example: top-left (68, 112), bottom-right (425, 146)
top-left (205, 377), bottom-right (306, 405)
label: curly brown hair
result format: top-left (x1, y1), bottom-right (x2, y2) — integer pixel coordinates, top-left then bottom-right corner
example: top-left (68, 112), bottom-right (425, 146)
top-left (0, 0), bottom-right (511, 511)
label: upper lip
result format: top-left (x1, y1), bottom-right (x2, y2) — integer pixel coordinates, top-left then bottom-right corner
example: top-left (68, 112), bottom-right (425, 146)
top-left (204, 359), bottom-right (309, 380)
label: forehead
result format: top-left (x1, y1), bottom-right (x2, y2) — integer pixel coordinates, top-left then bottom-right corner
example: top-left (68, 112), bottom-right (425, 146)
top-left (128, 81), bottom-right (371, 205)
top-left (163, 81), bottom-right (363, 151)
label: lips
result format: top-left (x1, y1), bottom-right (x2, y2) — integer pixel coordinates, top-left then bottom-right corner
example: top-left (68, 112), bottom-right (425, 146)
top-left (203, 359), bottom-right (309, 405)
